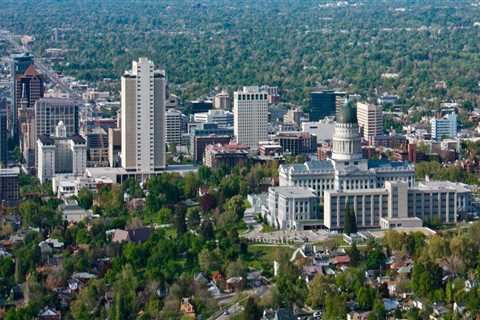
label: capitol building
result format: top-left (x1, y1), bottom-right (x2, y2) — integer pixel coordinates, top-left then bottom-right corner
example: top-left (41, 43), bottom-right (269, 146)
top-left (263, 102), bottom-right (473, 231)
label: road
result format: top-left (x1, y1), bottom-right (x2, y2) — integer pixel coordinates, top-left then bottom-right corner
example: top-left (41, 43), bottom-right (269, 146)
top-left (213, 285), bottom-right (271, 320)
top-left (0, 29), bottom-right (82, 100)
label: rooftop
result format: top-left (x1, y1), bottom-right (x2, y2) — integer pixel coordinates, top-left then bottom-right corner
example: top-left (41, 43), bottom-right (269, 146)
top-left (417, 180), bottom-right (471, 192)
top-left (270, 186), bottom-right (316, 198)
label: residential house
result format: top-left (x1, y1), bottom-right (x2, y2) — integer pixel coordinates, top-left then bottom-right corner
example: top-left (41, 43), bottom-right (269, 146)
top-left (37, 307), bottom-right (61, 320)
top-left (180, 298), bottom-right (196, 318)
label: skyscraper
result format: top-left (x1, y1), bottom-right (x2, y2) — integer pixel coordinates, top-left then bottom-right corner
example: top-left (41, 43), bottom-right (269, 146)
top-left (10, 53), bottom-right (33, 137)
top-left (0, 98), bottom-right (8, 167)
top-left (11, 54), bottom-right (44, 168)
top-left (308, 90), bottom-right (346, 121)
top-left (356, 102), bottom-right (383, 140)
top-left (121, 58), bottom-right (166, 173)
top-left (233, 86), bottom-right (268, 149)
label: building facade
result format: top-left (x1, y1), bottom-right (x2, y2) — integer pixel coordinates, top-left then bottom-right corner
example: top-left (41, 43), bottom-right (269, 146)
top-left (121, 58), bottom-right (166, 173)
top-left (166, 108), bottom-right (184, 146)
top-left (203, 143), bottom-right (249, 168)
top-left (263, 186), bottom-right (320, 230)
top-left (190, 123), bottom-right (234, 163)
top-left (273, 132), bottom-right (317, 156)
top-left (431, 112), bottom-right (457, 141)
top-left (356, 102), bottom-right (383, 140)
top-left (0, 98), bottom-right (7, 166)
top-left (308, 90), bottom-right (346, 121)
top-left (37, 123), bottom-right (87, 184)
top-left (214, 91), bottom-right (230, 110)
top-left (233, 86), bottom-right (268, 150)
top-left (0, 167), bottom-right (20, 206)
top-left (193, 109), bottom-right (234, 127)
top-left (324, 180), bottom-right (473, 230)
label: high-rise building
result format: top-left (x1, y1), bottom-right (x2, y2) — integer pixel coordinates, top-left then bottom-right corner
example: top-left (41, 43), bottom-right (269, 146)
top-left (10, 53), bottom-right (34, 137)
top-left (108, 128), bottom-right (121, 167)
top-left (0, 98), bottom-right (8, 167)
top-left (233, 86), bottom-right (268, 150)
top-left (308, 90), bottom-right (346, 121)
top-left (431, 112), bottom-right (457, 141)
top-left (0, 167), bottom-right (20, 206)
top-left (356, 102), bottom-right (383, 140)
top-left (121, 58), bottom-right (166, 173)
top-left (34, 98), bottom-right (79, 164)
top-left (166, 108), bottom-right (184, 146)
top-left (14, 60), bottom-right (44, 168)
top-left (214, 91), bottom-right (230, 110)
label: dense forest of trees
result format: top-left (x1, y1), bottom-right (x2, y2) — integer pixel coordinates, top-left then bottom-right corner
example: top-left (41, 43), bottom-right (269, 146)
top-left (1, 0), bottom-right (480, 105)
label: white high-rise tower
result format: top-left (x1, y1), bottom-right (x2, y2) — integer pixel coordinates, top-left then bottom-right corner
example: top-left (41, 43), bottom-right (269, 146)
top-left (233, 86), bottom-right (268, 149)
top-left (121, 58), bottom-right (166, 173)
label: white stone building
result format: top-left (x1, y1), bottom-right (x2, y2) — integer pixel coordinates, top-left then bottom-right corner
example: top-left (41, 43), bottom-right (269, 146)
top-left (233, 86), bottom-right (268, 150)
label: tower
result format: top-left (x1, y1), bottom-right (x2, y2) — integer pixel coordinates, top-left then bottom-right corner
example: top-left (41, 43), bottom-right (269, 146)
top-left (121, 58), bottom-right (166, 173)
top-left (233, 86), bottom-right (268, 150)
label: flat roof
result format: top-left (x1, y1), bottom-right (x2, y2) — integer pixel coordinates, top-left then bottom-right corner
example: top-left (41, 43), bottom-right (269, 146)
top-left (416, 180), bottom-right (471, 192)
top-left (270, 186), bottom-right (316, 198)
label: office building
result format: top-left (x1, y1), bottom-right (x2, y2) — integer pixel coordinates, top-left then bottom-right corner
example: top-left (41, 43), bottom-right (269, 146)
top-left (34, 97), bottom-right (79, 166)
top-left (233, 86), bottom-right (268, 149)
top-left (193, 109), bottom-right (234, 127)
top-left (262, 186), bottom-right (320, 230)
top-left (301, 118), bottom-right (336, 143)
top-left (190, 100), bottom-right (213, 114)
top-left (37, 122), bottom-right (87, 183)
top-left (0, 167), bottom-right (20, 206)
top-left (190, 123), bottom-right (234, 163)
top-left (204, 143), bottom-right (249, 168)
top-left (324, 180), bottom-right (473, 230)
top-left (0, 98), bottom-right (7, 166)
top-left (279, 101), bottom-right (415, 201)
top-left (13, 60), bottom-right (44, 168)
top-left (121, 58), bottom-right (166, 173)
top-left (108, 128), bottom-right (121, 167)
top-left (308, 90), bottom-right (346, 121)
top-left (10, 53), bottom-right (34, 137)
top-left (273, 132), bottom-right (317, 156)
top-left (85, 127), bottom-right (109, 167)
top-left (214, 91), bottom-right (230, 110)
top-left (283, 107), bottom-right (306, 127)
top-left (356, 102), bottom-right (383, 140)
top-left (431, 112), bottom-right (457, 141)
top-left (166, 108), bottom-right (184, 145)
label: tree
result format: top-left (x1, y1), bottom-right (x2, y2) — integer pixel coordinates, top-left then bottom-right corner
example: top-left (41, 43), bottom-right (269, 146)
top-left (187, 207), bottom-right (201, 230)
top-left (225, 259), bottom-right (247, 279)
top-left (241, 296), bottom-right (262, 320)
top-left (77, 187), bottom-right (94, 209)
top-left (306, 274), bottom-right (334, 308)
top-left (366, 247), bottom-right (386, 270)
top-left (174, 203), bottom-right (187, 236)
top-left (356, 287), bottom-right (375, 310)
top-left (110, 264), bottom-right (139, 320)
top-left (348, 242), bottom-right (362, 266)
top-left (324, 294), bottom-right (347, 320)
top-left (368, 299), bottom-right (386, 320)
top-left (198, 248), bottom-right (221, 273)
top-left (199, 193), bottom-right (217, 213)
top-left (343, 205), bottom-right (357, 235)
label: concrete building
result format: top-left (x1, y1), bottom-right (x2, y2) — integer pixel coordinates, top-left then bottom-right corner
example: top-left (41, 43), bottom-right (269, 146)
top-left (283, 107), bottom-right (306, 127)
top-left (193, 109), bottom-right (234, 127)
top-left (85, 127), bottom-right (108, 167)
top-left (166, 108), bottom-right (184, 145)
top-left (34, 97), bottom-right (80, 166)
top-left (190, 123), bottom-right (234, 163)
top-left (0, 98), bottom-right (7, 166)
top-left (108, 128), bottom-right (121, 167)
top-left (0, 167), bottom-right (20, 206)
top-left (190, 100), bottom-right (213, 114)
top-left (356, 102), bottom-right (383, 140)
top-left (273, 132), bottom-right (317, 156)
top-left (308, 90), bottom-right (346, 121)
top-left (301, 118), bottom-right (336, 143)
top-left (214, 90), bottom-right (230, 110)
top-left (37, 122), bottom-right (87, 183)
top-left (204, 143), bottom-right (249, 168)
top-left (16, 63), bottom-right (45, 168)
top-left (233, 86), bottom-right (268, 149)
top-left (121, 58), bottom-right (166, 173)
top-left (324, 180), bottom-right (473, 230)
top-left (263, 186), bottom-right (320, 230)
top-left (431, 112), bottom-right (457, 141)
